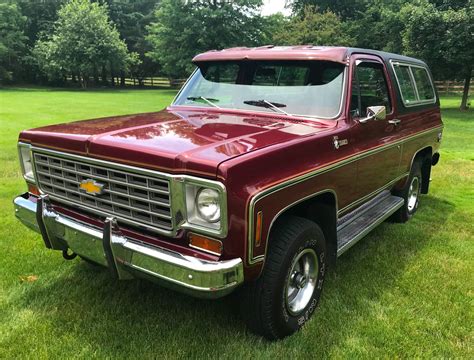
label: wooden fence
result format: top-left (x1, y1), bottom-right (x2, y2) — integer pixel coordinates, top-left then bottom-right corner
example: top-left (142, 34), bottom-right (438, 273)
top-left (65, 76), bottom-right (186, 88)
top-left (122, 77), bottom-right (187, 88)
top-left (434, 80), bottom-right (473, 95)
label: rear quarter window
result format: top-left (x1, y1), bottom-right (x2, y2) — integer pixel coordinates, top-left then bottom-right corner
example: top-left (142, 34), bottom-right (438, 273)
top-left (411, 67), bottom-right (435, 101)
top-left (391, 61), bottom-right (436, 107)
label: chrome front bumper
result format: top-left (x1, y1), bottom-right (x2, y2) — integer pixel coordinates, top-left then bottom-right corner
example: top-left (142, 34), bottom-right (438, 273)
top-left (13, 193), bottom-right (243, 298)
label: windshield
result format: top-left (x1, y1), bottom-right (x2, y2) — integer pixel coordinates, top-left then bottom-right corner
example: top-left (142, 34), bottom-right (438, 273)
top-left (173, 60), bottom-right (346, 119)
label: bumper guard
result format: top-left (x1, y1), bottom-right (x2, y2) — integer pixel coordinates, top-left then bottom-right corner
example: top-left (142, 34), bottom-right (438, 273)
top-left (13, 193), bottom-right (243, 298)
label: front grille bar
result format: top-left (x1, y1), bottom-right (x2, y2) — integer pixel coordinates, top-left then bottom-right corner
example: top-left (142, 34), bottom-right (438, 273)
top-left (33, 151), bottom-right (174, 233)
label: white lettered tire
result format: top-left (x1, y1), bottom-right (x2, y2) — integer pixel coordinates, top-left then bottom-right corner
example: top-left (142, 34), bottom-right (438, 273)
top-left (241, 216), bottom-right (326, 340)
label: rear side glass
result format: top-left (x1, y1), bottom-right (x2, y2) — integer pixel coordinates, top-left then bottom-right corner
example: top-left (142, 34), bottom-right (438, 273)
top-left (411, 67), bottom-right (435, 101)
top-left (393, 65), bottom-right (417, 105)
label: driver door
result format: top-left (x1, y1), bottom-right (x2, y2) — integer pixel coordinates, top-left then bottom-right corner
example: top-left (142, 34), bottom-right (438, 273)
top-left (350, 55), bottom-right (402, 203)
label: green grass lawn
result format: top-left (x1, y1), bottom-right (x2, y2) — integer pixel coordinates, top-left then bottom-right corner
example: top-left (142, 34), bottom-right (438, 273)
top-left (0, 87), bottom-right (472, 358)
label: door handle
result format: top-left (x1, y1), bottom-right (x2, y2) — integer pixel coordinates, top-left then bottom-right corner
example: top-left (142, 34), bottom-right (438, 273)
top-left (388, 119), bottom-right (401, 126)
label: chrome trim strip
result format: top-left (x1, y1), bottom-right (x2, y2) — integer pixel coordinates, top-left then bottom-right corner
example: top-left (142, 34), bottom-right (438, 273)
top-left (247, 125), bottom-right (443, 264)
top-left (28, 146), bottom-right (228, 238)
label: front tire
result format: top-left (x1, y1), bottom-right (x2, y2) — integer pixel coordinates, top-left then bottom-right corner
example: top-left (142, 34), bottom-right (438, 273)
top-left (241, 216), bottom-right (326, 340)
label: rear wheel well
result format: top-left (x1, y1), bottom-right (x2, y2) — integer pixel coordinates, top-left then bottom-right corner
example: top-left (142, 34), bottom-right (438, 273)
top-left (270, 192), bottom-right (338, 266)
top-left (413, 147), bottom-right (432, 194)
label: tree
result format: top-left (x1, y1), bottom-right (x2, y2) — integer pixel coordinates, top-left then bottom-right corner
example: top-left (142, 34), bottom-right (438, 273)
top-left (401, 1), bottom-right (473, 110)
top-left (14, 0), bottom-right (65, 82)
top-left (146, 0), bottom-right (265, 78)
top-left (16, 0), bottom-right (66, 45)
top-left (106, 0), bottom-right (160, 85)
top-left (289, 0), bottom-right (367, 20)
top-left (273, 6), bottom-right (355, 46)
top-left (0, 3), bottom-right (27, 83)
top-left (260, 13), bottom-right (288, 45)
top-left (33, 0), bottom-right (138, 88)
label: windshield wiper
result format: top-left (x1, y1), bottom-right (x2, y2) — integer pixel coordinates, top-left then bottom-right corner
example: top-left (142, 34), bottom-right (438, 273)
top-left (243, 99), bottom-right (290, 116)
top-left (187, 96), bottom-right (220, 108)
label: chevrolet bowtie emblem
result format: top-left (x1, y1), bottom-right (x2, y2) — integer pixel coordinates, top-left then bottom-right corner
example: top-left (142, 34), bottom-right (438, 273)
top-left (79, 179), bottom-right (105, 196)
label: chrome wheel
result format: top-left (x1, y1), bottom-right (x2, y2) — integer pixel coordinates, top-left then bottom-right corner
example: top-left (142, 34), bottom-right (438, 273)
top-left (285, 248), bottom-right (318, 315)
top-left (407, 176), bottom-right (420, 212)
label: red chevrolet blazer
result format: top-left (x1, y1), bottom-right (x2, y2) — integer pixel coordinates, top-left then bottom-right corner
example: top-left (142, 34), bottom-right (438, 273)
top-left (14, 46), bottom-right (443, 339)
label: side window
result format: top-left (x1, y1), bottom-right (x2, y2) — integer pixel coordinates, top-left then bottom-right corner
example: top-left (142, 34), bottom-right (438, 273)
top-left (351, 62), bottom-right (392, 117)
top-left (411, 67), bottom-right (435, 101)
top-left (392, 62), bottom-right (436, 106)
top-left (393, 65), bottom-right (417, 105)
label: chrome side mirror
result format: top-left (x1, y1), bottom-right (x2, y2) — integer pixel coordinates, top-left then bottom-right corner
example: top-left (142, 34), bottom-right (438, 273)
top-left (359, 105), bottom-right (386, 123)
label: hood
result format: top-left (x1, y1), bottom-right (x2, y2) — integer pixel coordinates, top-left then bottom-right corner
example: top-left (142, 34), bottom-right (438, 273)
top-left (19, 107), bottom-right (335, 178)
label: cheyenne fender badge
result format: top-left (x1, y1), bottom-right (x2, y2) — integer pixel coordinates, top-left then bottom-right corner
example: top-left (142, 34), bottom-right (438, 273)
top-left (79, 179), bottom-right (105, 196)
top-left (333, 136), bottom-right (348, 149)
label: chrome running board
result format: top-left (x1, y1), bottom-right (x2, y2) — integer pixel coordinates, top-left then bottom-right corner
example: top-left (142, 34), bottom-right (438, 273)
top-left (337, 190), bottom-right (404, 256)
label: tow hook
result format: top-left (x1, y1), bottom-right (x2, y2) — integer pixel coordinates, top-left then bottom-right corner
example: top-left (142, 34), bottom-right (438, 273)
top-left (62, 249), bottom-right (77, 260)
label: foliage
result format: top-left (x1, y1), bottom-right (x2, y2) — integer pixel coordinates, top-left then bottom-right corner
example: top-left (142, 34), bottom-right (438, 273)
top-left (106, 0), bottom-right (160, 81)
top-left (290, 0), bottom-right (367, 19)
top-left (16, 0), bottom-right (65, 45)
top-left (401, 1), bottom-right (473, 77)
top-left (0, 3), bottom-right (27, 82)
top-left (273, 5), bottom-right (355, 46)
top-left (33, 0), bottom-right (138, 87)
top-left (146, 0), bottom-right (265, 78)
top-left (344, 0), bottom-right (406, 54)
top-left (259, 13), bottom-right (288, 45)
top-left (400, 0), bottom-right (473, 109)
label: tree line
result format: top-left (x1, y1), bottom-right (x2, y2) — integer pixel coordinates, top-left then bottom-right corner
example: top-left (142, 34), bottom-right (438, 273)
top-left (0, 0), bottom-right (472, 109)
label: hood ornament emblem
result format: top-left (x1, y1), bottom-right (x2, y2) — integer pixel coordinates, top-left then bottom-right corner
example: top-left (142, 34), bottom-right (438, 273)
top-left (79, 179), bottom-right (105, 196)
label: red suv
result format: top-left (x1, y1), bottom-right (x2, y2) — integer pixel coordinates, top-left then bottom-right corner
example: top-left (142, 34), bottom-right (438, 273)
top-left (14, 46), bottom-right (443, 339)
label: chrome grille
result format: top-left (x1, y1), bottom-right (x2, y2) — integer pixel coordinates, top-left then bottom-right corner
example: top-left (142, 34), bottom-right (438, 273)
top-left (33, 151), bottom-right (173, 231)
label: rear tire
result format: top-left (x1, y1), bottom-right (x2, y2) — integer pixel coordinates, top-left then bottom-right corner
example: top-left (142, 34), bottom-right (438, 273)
top-left (392, 159), bottom-right (422, 222)
top-left (241, 216), bottom-right (326, 340)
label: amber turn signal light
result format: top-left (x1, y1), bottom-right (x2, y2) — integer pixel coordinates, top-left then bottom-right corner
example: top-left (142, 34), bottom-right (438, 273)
top-left (255, 211), bottom-right (263, 247)
top-left (28, 183), bottom-right (41, 196)
top-left (189, 233), bottom-right (222, 256)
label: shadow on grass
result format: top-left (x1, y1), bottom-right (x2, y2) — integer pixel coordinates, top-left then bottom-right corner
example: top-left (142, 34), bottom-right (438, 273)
top-left (5, 195), bottom-right (454, 356)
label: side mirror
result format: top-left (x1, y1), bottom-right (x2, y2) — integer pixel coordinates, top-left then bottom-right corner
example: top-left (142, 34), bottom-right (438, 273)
top-left (359, 105), bottom-right (386, 123)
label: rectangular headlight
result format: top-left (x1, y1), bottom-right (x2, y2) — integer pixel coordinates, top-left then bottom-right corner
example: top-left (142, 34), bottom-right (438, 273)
top-left (182, 179), bottom-right (227, 236)
top-left (18, 143), bottom-right (35, 183)
top-left (186, 184), bottom-right (222, 230)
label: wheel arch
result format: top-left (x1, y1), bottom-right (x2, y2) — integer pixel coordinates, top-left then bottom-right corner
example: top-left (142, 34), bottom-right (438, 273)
top-left (412, 146), bottom-right (433, 194)
top-left (395, 146), bottom-right (433, 194)
top-left (265, 190), bottom-right (338, 268)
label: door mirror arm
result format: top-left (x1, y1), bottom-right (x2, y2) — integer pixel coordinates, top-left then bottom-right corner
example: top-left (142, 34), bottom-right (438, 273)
top-left (358, 105), bottom-right (387, 124)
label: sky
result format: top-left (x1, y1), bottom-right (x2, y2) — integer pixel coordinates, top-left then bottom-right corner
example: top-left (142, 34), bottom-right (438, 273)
top-left (261, 0), bottom-right (292, 16)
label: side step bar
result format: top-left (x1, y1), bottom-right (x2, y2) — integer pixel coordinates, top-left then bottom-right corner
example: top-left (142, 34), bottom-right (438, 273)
top-left (337, 190), bottom-right (404, 256)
